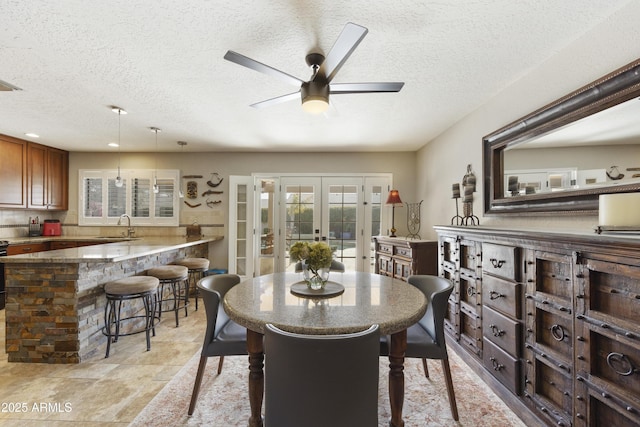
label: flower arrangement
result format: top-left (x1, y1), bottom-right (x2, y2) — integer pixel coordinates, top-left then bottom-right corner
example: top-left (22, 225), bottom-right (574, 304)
top-left (289, 241), bottom-right (334, 276)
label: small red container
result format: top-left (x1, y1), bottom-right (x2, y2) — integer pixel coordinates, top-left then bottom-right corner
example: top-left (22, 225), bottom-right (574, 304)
top-left (42, 220), bottom-right (61, 236)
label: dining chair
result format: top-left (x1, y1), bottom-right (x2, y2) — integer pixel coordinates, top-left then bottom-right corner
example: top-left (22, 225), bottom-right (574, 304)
top-left (188, 274), bottom-right (247, 416)
top-left (380, 274), bottom-right (459, 421)
top-left (264, 323), bottom-right (380, 427)
top-left (294, 259), bottom-right (346, 272)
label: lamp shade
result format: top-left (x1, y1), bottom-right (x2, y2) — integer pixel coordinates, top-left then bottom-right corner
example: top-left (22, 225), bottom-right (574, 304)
top-left (386, 190), bottom-right (403, 205)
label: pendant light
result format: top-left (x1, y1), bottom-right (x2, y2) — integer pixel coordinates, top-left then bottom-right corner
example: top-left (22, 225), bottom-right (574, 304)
top-left (111, 106), bottom-right (127, 187)
top-left (177, 141), bottom-right (187, 198)
top-left (150, 127), bottom-right (161, 193)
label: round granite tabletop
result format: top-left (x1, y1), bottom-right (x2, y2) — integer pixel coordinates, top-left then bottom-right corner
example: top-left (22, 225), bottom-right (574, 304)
top-left (224, 271), bottom-right (427, 335)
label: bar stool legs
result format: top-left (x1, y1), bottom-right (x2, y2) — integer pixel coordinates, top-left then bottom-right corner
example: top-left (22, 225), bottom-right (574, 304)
top-left (103, 276), bottom-right (160, 358)
top-left (147, 265), bottom-right (189, 327)
top-left (173, 258), bottom-right (210, 311)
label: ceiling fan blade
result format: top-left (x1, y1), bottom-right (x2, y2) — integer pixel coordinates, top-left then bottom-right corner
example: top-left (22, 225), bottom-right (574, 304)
top-left (224, 50), bottom-right (304, 87)
top-left (316, 22), bottom-right (368, 83)
top-left (250, 91), bottom-right (301, 109)
top-left (330, 82), bottom-right (404, 94)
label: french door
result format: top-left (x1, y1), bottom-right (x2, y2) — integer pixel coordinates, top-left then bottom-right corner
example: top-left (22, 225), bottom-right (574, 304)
top-left (229, 174), bottom-right (390, 278)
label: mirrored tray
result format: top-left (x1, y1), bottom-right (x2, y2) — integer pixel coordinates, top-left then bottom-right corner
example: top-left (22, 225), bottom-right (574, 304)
top-left (290, 281), bottom-right (345, 298)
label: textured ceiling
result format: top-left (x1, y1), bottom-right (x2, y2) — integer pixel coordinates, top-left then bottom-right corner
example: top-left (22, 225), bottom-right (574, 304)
top-left (0, 0), bottom-right (633, 153)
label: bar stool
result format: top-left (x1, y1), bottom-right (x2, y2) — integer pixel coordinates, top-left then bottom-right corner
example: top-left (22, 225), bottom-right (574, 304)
top-left (173, 258), bottom-right (210, 310)
top-left (103, 275), bottom-right (160, 358)
top-left (147, 265), bottom-right (189, 327)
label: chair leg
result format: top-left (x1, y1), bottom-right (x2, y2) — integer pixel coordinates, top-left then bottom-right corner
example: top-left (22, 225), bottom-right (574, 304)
top-left (422, 358), bottom-right (430, 378)
top-left (217, 356), bottom-right (225, 374)
top-left (441, 357), bottom-right (459, 421)
top-left (188, 356), bottom-right (209, 416)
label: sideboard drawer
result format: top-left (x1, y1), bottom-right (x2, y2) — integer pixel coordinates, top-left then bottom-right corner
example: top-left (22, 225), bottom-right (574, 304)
top-left (483, 337), bottom-right (521, 395)
top-left (378, 243), bottom-right (393, 256)
top-left (394, 245), bottom-right (412, 258)
top-left (483, 243), bottom-right (518, 281)
top-left (483, 274), bottom-right (522, 319)
top-left (483, 305), bottom-right (521, 358)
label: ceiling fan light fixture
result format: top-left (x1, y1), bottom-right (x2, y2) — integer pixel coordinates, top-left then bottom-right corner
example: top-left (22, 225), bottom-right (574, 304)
top-left (301, 82), bottom-right (329, 114)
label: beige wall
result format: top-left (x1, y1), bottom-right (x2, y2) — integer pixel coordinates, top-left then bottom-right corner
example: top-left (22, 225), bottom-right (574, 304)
top-left (416, 1), bottom-right (640, 239)
top-left (67, 151), bottom-right (416, 267)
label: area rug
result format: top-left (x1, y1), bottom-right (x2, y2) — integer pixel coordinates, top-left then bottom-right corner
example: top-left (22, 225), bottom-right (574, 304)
top-left (130, 349), bottom-right (526, 426)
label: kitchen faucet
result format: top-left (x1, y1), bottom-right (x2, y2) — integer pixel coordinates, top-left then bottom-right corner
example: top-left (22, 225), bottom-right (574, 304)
top-left (117, 214), bottom-right (135, 237)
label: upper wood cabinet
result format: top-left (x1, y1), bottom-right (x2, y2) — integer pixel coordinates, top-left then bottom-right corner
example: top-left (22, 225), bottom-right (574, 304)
top-left (0, 135), bottom-right (27, 208)
top-left (23, 141), bottom-right (68, 210)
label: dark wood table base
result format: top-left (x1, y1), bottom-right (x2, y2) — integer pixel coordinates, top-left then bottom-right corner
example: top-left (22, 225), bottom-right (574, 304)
top-left (247, 329), bottom-right (264, 427)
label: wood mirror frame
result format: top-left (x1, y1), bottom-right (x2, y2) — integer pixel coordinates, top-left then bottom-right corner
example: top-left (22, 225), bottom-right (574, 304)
top-left (483, 58), bottom-right (640, 216)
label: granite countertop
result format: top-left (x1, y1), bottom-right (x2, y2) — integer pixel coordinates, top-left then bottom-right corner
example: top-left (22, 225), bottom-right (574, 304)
top-left (0, 236), bottom-right (223, 263)
top-left (224, 271), bottom-right (427, 336)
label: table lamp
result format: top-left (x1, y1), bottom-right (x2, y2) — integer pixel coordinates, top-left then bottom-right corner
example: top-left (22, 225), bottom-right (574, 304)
top-left (386, 189), bottom-right (403, 237)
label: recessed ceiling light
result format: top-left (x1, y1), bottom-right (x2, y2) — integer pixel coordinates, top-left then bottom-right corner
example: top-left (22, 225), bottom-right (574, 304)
top-left (108, 142), bottom-right (119, 147)
top-left (25, 133), bottom-right (39, 138)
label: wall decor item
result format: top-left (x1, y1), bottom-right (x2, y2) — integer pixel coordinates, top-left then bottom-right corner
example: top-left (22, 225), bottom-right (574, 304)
top-left (206, 198), bottom-right (222, 208)
top-left (186, 181), bottom-right (198, 199)
top-left (184, 201), bottom-right (201, 208)
top-left (405, 201), bottom-right (423, 239)
top-left (483, 57), bottom-right (640, 216)
top-left (452, 164), bottom-right (480, 225)
top-left (202, 189), bottom-right (223, 197)
top-left (451, 184), bottom-right (463, 225)
top-left (207, 172), bottom-right (223, 187)
top-left (183, 175), bottom-right (203, 179)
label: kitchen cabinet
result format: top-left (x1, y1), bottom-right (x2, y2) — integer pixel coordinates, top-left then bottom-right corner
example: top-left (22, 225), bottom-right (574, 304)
top-left (435, 226), bottom-right (640, 427)
top-left (0, 135), bottom-right (27, 208)
top-left (27, 142), bottom-right (68, 210)
top-left (7, 242), bottom-right (50, 255)
top-left (373, 236), bottom-right (437, 281)
top-left (0, 135), bottom-right (68, 211)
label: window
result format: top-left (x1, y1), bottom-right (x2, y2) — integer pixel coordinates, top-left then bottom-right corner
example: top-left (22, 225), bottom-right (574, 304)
top-left (79, 169), bottom-right (179, 226)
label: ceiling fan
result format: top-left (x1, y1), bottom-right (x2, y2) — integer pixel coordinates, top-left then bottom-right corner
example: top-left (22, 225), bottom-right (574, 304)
top-left (224, 22), bottom-right (404, 114)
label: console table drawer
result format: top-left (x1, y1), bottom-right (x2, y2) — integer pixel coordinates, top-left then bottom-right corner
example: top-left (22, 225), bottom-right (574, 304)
top-left (482, 243), bottom-right (518, 281)
top-left (483, 305), bottom-right (521, 358)
top-left (483, 274), bottom-right (522, 319)
top-left (483, 337), bottom-right (521, 395)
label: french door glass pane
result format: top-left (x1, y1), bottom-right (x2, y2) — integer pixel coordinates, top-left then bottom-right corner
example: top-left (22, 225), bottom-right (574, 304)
top-left (369, 185), bottom-right (383, 269)
top-left (285, 185), bottom-right (315, 241)
top-left (328, 185), bottom-right (358, 270)
top-left (258, 179), bottom-right (276, 276)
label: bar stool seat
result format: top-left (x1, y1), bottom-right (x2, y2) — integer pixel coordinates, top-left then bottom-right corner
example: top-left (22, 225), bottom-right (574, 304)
top-left (147, 265), bottom-right (189, 327)
top-left (103, 275), bottom-right (160, 358)
top-left (174, 258), bottom-right (210, 310)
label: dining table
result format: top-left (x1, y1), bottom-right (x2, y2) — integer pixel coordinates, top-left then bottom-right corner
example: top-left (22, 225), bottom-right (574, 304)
top-left (223, 271), bottom-right (428, 427)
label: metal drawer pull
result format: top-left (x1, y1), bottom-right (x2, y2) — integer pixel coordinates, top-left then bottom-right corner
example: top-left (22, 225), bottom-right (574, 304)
top-left (606, 352), bottom-right (635, 376)
top-left (489, 258), bottom-right (505, 268)
top-left (490, 357), bottom-right (504, 371)
top-left (489, 291), bottom-right (505, 300)
top-left (489, 324), bottom-right (505, 337)
top-left (550, 324), bottom-right (565, 341)
top-left (466, 287), bottom-right (475, 297)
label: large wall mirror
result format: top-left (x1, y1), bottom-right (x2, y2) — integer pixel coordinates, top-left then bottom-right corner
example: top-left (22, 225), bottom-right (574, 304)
top-left (483, 58), bottom-right (640, 215)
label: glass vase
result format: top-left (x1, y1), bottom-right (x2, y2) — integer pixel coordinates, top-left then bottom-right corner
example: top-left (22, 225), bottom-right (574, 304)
top-left (302, 261), bottom-right (330, 290)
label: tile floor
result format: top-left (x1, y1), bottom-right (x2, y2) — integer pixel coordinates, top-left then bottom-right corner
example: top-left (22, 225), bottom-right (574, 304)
top-left (0, 303), bottom-right (207, 426)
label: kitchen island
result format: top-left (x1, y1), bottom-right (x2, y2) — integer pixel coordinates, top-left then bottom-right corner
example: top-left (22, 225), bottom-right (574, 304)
top-left (1, 236), bottom-right (222, 363)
